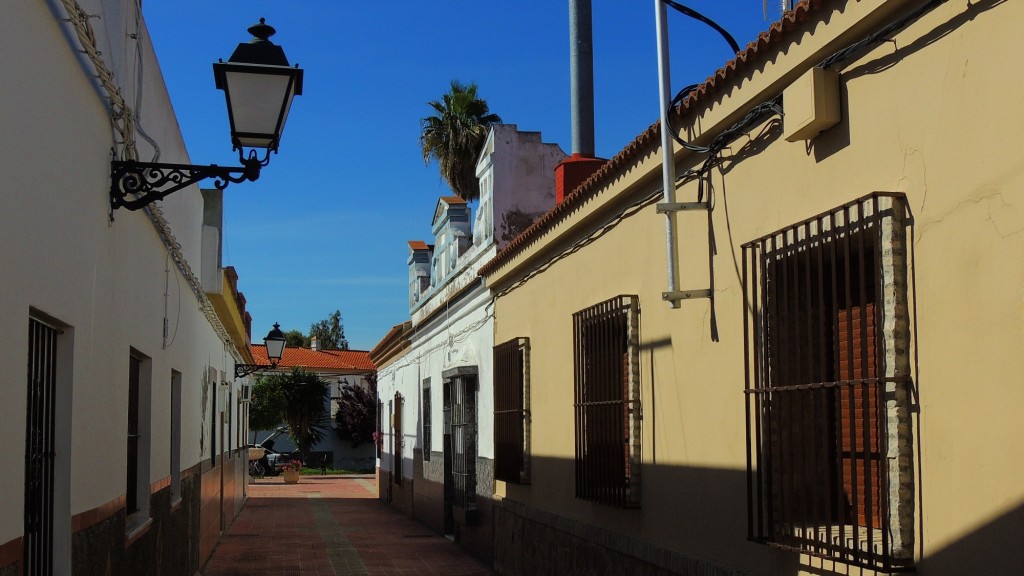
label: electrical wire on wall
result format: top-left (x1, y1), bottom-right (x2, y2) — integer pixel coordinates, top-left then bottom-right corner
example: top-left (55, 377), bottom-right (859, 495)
top-left (382, 311), bottom-right (495, 376)
top-left (672, 96), bottom-right (784, 202)
top-left (653, 1), bottom-right (787, 339)
top-left (660, 3), bottom-right (784, 190)
top-left (818, 0), bottom-right (947, 69)
top-left (162, 250), bottom-right (182, 350)
top-left (494, 188), bottom-right (663, 300)
top-left (53, 0), bottom-right (235, 352)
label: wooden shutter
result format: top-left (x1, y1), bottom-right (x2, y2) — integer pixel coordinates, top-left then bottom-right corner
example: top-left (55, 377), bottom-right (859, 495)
top-left (836, 303), bottom-right (882, 528)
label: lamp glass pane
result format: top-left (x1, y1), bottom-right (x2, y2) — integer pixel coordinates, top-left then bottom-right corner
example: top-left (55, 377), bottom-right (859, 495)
top-left (223, 68), bottom-right (295, 148)
top-left (265, 337), bottom-right (286, 361)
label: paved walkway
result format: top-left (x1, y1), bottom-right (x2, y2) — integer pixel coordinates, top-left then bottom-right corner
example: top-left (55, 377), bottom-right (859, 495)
top-left (203, 475), bottom-right (496, 576)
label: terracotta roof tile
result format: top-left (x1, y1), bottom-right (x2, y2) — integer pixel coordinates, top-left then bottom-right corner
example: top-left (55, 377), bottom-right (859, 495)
top-left (440, 195), bottom-right (467, 205)
top-left (251, 345), bottom-right (375, 372)
top-left (369, 321), bottom-right (413, 360)
top-left (408, 240), bottom-right (430, 251)
top-left (480, 0), bottom-right (820, 277)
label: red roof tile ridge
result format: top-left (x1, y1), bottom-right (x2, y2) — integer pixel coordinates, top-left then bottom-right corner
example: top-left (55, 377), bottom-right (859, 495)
top-left (480, 0), bottom-right (819, 278)
top-left (250, 344), bottom-right (375, 370)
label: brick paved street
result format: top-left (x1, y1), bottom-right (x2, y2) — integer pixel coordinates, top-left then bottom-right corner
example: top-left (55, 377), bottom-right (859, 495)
top-left (202, 475), bottom-right (496, 576)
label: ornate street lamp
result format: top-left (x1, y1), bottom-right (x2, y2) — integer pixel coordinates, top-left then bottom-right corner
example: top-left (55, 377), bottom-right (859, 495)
top-left (235, 322), bottom-right (288, 378)
top-left (110, 18), bottom-right (303, 211)
top-left (262, 322), bottom-right (287, 364)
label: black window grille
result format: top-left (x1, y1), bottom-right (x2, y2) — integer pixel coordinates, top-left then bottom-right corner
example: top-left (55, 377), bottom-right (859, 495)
top-left (493, 337), bottom-right (530, 484)
top-left (127, 355), bottom-right (141, 515)
top-left (422, 380), bottom-right (431, 461)
top-left (209, 368), bottom-right (216, 466)
top-left (448, 376), bottom-right (477, 509)
top-left (227, 387), bottom-right (233, 456)
top-left (742, 192), bottom-right (916, 572)
top-left (376, 399), bottom-right (383, 457)
top-left (393, 392), bottom-right (402, 485)
top-left (573, 295), bottom-right (641, 508)
top-left (25, 317), bottom-right (58, 576)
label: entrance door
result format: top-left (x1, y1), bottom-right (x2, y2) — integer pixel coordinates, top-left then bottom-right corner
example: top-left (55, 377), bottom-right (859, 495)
top-left (442, 381), bottom-right (454, 535)
top-left (25, 318), bottom-right (57, 576)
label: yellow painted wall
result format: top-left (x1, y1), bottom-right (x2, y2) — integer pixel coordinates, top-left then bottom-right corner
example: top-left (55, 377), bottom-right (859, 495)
top-left (487, 1), bottom-right (1024, 574)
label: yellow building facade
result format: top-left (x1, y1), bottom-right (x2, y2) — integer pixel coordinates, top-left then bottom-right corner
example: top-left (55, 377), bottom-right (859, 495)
top-left (482, 1), bottom-right (1023, 574)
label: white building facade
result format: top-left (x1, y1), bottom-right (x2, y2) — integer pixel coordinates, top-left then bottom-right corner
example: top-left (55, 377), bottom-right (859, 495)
top-left (1, 2), bottom-right (255, 574)
top-left (373, 125), bottom-right (565, 561)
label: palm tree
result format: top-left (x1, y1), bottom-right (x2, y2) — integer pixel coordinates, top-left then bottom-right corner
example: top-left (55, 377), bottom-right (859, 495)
top-left (420, 80), bottom-right (501, 201)
top-left (254, 368), bottom-right (331, 463)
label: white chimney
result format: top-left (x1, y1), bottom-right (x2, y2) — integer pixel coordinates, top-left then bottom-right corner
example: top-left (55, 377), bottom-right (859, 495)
top-left (310, 336), bottom-right (321, 351)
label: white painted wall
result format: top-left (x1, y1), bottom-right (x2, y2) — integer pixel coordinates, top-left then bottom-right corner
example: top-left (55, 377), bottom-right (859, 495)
top-left (0, 0), bottom-right (243, 548)
top-left (378, 283), bottom-right (494, 479)
top-left (381, 125), bottom-right (560, 481)
top-left (479, 124), bottom-right (566, 249)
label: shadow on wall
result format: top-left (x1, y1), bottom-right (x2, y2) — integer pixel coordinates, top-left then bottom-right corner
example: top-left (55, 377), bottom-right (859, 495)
top-left (496, 456), bottom-right (795, 576)
top-left (493, 455), bottom-right (1024, 576)
top-left (916, 501), bottom-right (1024, 575)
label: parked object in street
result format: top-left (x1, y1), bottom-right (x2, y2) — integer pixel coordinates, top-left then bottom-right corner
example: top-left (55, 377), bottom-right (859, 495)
top-left (248, 444), bottom-right (305, 477)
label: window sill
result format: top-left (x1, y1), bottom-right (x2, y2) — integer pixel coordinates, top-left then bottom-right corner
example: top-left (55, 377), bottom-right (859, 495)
top-left (124, 515), bottom-right (152, 548)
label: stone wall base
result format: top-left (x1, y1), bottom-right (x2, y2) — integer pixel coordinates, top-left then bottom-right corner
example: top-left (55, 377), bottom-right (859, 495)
top-left (495, 499), bottom-right (738, 576)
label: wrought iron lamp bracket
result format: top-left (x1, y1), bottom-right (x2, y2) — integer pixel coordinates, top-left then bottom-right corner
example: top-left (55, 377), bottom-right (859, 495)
top-left (234, 361), bottom-right (278, 379)
top-left (110, 149), bottom-right (270, 211)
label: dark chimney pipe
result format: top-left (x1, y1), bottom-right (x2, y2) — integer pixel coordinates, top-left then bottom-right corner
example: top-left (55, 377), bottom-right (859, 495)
top-left (557, 0), bottom-right (607, 204)
top-left (569, 0), bottom-right (595, 157)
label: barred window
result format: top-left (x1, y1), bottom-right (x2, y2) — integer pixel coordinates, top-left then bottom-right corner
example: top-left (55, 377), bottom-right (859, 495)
top-left (25, 317), bottom-right (59, 574)
top-left (573, 295), bottom-right (641, 508)
top-left (392, 392), bottom-right (402, 486)
top-left (127, 355), bottom-right (142, 514)
top-left (493, 338), bottom-right (530, 484)
top-left (422, 380), bottom-right (431, 461)
top-left (375, 399), bottom-right (383, 458)
top-left (742, 193), bottom-right (916, 572)
top-left (446, 375), bottom-right (477, 509)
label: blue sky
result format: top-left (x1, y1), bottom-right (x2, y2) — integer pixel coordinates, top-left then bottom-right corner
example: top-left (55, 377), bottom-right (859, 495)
top-left (141, 1), bottom-right (787, 351)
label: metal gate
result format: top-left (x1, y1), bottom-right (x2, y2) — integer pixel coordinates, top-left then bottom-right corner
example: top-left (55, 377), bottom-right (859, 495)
top-left (442, 382), bottom-right (454, 535)
top-left (24, 318), bottom-right (58, 576)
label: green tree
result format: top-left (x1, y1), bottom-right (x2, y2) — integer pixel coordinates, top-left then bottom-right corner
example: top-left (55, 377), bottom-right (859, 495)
top-left (420, 80), bottom-right (501, 201)
top-left (250, 368), bottom-right (331, 462)
top-left (284, 329), bottom-right (309, 348)
top-left (249, 375), bottom-right (287, 433)
top-left (334, 372), bottom-right (377, 447)
top-left (310, 310), bottom-right (348, 350)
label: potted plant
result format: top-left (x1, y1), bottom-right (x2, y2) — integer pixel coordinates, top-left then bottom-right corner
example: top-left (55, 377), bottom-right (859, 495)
top-left (281, 461), bottom-right (301, 484)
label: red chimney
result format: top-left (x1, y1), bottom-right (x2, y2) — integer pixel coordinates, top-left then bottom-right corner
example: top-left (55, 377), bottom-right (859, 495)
top-left (555, 153), bottom-right (606, 204)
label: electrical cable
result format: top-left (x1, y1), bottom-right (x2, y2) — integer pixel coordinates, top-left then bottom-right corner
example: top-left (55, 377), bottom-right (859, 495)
top-left (657, 1), bottom-right (785, 199)
top-left (494, 187), bottom-right (664, 299)
top-left (667, 94), bottom-right (784, 202)
top-left (54, 0), bottom-right (235, 350)
top-left (819, 0), bottom-right (947, 69)
top-left (663, 1), bottom-right (740, 54)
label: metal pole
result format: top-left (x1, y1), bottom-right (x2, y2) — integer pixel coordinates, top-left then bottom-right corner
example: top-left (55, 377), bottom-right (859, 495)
top-left (656, 0), bottom-right (680, 307)
top-left (570, 0), bottom-right (596, 157)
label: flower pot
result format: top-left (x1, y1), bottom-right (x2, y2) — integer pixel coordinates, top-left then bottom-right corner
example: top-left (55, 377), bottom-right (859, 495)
top-left (282, 469), bottom-right (300, 484)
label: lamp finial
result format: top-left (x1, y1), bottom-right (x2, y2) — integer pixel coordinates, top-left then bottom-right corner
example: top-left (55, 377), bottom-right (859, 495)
top-left (248, 18), bottom-right (276, 43)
